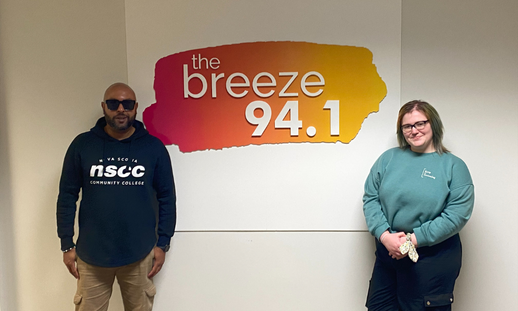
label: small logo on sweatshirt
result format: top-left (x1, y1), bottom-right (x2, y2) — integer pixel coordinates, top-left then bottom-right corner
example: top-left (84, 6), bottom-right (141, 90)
top-left (421, 168), bottom-right (435, 179)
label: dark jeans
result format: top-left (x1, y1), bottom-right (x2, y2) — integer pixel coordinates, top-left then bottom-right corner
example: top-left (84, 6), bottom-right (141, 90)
top-left (366, 234), bottom-right (462, 311)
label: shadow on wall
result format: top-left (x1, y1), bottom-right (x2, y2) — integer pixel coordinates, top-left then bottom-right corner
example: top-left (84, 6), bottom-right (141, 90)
top-left (0, 58), bottom-right (18, 311)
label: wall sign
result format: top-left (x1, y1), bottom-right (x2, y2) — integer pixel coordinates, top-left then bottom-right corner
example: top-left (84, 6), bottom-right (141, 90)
top-left (143, 41), bottom-right (386, 152)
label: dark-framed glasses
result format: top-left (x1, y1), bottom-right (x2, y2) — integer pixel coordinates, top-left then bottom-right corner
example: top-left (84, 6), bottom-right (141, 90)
top-left (401, 120), bottom-right (428, 133)
top-left (104, 99), bottom-right (136, 111)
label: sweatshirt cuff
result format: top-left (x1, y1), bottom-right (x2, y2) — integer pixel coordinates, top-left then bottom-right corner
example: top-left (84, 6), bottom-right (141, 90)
top-left (374, 225), bottom-right (390, 241)
top-left (60, 237), bottom-right (75, 251)
top-left (157, 235), bottom-right (171, 247)
top-left (413, 228), bottom-right (429, 247)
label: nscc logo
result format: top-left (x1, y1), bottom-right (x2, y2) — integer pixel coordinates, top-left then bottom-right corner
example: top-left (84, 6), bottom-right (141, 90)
top-left (90, 165), bottom-right (145, 178)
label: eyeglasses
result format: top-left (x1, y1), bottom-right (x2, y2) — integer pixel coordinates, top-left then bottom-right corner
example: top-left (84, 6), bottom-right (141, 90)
top-left (401, 120), bottom-right (428, 133)
top-left (104, 99), bottom-right (136, 111)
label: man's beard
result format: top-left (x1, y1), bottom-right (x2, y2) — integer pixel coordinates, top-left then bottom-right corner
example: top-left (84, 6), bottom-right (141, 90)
top-left (105, 113), bottom-right (135, 131)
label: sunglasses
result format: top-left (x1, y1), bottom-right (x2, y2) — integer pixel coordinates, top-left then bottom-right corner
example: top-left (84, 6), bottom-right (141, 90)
top-left (104, 99), bottom-right (136, 111)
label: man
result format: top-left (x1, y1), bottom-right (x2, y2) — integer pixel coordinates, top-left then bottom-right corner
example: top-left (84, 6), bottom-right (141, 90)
top-left (57, 82), bottom-right (176, 310)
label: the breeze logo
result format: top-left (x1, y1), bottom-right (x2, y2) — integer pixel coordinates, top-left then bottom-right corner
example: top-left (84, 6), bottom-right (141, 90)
top-left (143, 41), bottom-right (387, 152)
top-left (183, 55), bottom-right (324, 100)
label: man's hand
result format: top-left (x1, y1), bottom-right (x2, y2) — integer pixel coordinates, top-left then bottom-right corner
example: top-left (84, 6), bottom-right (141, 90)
top-left (63, 248), bottom-right (79, 279)
top-left (381, 232), bottom-right (407, 260)
top-left (148, 246), bottom-right (166, 278)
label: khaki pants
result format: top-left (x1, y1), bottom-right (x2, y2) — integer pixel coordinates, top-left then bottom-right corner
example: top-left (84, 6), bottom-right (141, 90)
top-left (74, 251), bottom-right (156, 311)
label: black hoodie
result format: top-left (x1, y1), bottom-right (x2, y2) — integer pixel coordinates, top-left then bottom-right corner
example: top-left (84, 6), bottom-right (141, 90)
top-left (57, 117), bottom-right (176, 267)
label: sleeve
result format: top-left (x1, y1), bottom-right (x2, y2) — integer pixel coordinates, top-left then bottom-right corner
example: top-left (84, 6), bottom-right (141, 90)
top-left (362, 155), bottom-right (391, 240)
top-left (153, 143), bottom-right (177, 247)
top-left (56, 138), bottom-right (83, 251)
top-left (413, 159), bottom-right (475, 247)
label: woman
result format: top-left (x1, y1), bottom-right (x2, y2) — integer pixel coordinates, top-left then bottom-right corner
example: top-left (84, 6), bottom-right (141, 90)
top-left (363, 100), bottom-right (474, 311)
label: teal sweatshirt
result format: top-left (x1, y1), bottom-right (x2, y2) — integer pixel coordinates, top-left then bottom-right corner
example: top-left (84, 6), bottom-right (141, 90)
top-left (363, 147), bottom-right (474, 247)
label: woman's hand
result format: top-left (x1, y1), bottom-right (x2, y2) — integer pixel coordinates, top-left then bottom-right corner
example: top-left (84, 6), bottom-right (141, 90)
top-left (381, 231), bottom-right (408, 260)
top-left (410, 233), bottom-right (418, 248)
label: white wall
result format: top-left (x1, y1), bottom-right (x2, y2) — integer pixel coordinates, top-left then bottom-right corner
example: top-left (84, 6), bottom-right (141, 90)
top-left (0, 1), bottom-right (516, 310)
top-left (401, 1), bottom-right (518, 309)
top-left (0, 50), bottom-right (15, 311)
top-left (126, 1), bottom-right (400, 310)
top-left (0, 0), bottom-right (128, 310)
top-left (125, 0), bottom-right (402, 231)
top-left (0, 32), bottom-right (15, 311)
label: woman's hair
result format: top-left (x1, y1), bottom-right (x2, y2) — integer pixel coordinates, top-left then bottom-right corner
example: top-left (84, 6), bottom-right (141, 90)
top-left (396, 100), bottom-right (449, 154)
